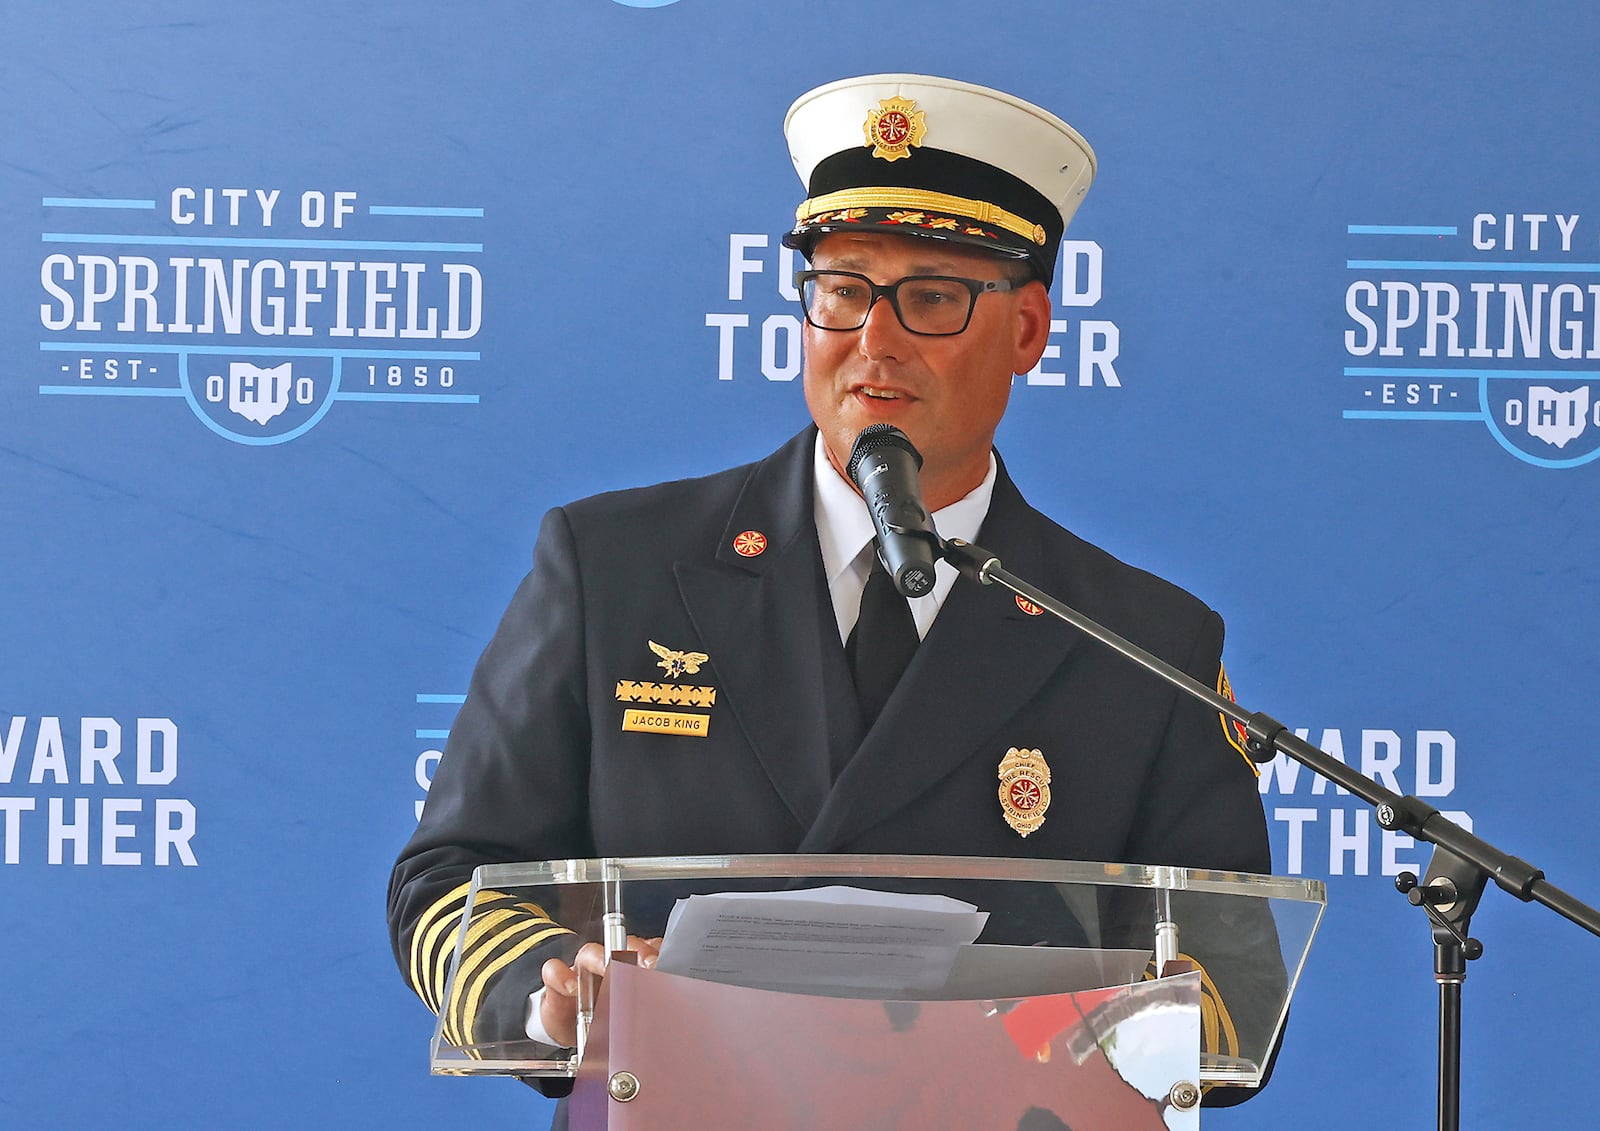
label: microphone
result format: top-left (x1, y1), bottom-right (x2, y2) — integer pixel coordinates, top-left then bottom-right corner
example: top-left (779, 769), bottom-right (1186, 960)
top-left (847, 424), bottom-right (940, 598)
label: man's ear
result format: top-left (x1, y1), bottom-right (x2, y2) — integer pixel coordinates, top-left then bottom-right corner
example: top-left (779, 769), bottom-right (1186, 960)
top-left (1011, 280), bottom-right (1054, 375)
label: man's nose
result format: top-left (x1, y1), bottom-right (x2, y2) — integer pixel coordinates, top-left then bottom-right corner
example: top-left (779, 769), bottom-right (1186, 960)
top-left (857, 292), bottom-right (908, 361)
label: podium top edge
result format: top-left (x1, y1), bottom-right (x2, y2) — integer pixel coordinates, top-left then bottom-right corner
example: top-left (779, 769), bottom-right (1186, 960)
top-left (472, 854), bottom-right (1326, 904)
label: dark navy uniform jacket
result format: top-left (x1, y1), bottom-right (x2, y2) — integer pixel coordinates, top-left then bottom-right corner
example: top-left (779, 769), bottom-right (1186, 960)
top-left (387, 426), bottom-right (1273, 1063)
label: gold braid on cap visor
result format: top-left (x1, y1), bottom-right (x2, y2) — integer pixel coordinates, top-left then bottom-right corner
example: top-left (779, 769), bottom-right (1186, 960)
top-left (796, 187), bottom-right (1048, 246)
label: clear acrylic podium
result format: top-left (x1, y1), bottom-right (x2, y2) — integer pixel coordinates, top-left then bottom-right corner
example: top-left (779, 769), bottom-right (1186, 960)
top-left (431, 855), bottom-right (1323, 1130)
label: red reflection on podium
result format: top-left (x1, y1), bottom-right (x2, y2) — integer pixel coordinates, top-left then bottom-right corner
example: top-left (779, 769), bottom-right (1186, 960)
top-left (570, 962), bottom-right (1188, 1131)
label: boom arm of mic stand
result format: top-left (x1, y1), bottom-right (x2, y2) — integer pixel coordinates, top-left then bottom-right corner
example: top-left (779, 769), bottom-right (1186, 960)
top-left (938, 537), bottom-right (1600, 939)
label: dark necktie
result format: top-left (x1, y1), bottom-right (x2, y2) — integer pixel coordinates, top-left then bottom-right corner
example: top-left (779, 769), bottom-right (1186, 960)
top-left (845, 553), bottom-right (921, 731)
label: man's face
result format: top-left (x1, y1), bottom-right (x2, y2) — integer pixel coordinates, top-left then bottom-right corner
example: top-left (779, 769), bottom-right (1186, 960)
top-left (802, 232), bottom-right (1052, 510)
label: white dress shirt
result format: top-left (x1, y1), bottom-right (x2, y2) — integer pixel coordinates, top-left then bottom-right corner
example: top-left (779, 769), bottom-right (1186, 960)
top-left (811, 430), bottom-right (997, 644)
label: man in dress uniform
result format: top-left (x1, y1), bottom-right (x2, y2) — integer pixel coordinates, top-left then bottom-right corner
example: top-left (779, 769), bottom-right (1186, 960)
top-left (388, 74), bottom-right (1274, 1109)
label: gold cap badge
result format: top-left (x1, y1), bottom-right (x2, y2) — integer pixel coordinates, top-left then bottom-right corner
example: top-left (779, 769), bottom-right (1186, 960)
top-left (863, 96), bottom-right (927, 162)
top-left (998, 747), bottom-right (1051, 837)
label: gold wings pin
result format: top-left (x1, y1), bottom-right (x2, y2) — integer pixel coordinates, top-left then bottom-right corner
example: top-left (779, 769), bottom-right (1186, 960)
top-left (649, 640), bottom-right (709, 679)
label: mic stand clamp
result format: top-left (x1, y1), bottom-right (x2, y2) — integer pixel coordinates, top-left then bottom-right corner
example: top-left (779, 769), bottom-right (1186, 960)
top-left (1393, 840), bottom-right (1489, 1131)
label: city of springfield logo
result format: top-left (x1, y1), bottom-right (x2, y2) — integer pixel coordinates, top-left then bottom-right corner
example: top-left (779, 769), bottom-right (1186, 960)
top-left (36, 186), bottom-right (483, 445)
top-left (1343, 213), bottom-right (1600, 468)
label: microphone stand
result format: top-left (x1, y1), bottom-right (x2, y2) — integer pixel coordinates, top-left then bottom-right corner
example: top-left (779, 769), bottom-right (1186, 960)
top-left (938, 536), bottom-right (1600, 1131)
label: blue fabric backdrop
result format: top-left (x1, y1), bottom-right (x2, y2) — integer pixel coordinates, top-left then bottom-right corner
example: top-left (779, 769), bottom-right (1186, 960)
top-left (4, 2), bottom-right (1597, 1126)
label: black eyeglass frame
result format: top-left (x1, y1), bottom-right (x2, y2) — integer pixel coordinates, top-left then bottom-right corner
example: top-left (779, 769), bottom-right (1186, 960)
top-left (793, 269), bottom-right (1022, 337)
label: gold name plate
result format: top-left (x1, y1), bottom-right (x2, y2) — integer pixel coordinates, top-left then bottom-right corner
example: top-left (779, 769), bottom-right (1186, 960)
top-left (622, 709), bottom-right (710, 737)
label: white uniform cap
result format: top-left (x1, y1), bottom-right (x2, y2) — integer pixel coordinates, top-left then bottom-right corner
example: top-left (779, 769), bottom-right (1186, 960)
top-left (782, 74), bottom-right (1097, 284)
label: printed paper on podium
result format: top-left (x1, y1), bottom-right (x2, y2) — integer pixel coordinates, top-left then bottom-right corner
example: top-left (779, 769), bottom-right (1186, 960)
top-left (654, 885), bottom-right (1148, 1000)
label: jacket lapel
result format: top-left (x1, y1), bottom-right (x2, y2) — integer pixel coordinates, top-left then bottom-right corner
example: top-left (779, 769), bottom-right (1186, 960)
top-left (674, 429), bottom-right (853, 832)
top-left (799, 460), bottom-right (1080, 850)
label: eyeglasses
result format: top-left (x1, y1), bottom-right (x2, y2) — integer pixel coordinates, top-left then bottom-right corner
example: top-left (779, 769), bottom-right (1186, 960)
top-left (794, 269), bottom-right (1021, 337)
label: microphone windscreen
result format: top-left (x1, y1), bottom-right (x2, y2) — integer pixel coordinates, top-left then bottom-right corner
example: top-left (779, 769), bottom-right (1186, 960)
top-left (847, 423), bottom-right (923, 482)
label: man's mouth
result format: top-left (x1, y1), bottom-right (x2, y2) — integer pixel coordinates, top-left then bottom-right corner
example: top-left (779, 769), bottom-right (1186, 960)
top-left (857, 386), bottom-right (903, 401)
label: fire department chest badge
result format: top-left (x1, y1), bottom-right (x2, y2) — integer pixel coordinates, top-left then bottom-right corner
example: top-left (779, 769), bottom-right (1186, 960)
top-left (998, 747), bottom-right (1051, 837)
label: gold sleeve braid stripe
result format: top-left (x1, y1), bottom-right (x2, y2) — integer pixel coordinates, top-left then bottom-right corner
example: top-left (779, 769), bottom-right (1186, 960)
top-left (444, 918), bottom-right (574, 1050)
top-left (1199, 966), bottom-right (1240, 1061)
top-left (1142, 952), bottom-right (1241, 1059)
top-left (435, 900), bottom-right (573, 1048)
top-left (410, 881), bottom-right (472, 1013)
top-left (408, 883), bottom-right (571, 1022)
top-left (425, 899), bottom-right (543, 1015)
top-left (433, 893), bottom-right (563, 1008)
top-left (432, 908), bottom-right (537, 1036)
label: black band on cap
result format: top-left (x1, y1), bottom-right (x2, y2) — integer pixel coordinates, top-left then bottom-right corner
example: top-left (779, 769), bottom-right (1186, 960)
top-left (785, 146), bottom-right (1063, 284)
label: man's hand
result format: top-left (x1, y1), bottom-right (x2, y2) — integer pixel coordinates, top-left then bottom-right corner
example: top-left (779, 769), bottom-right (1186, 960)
top-left (539, 934), bottom-right (662, 1047)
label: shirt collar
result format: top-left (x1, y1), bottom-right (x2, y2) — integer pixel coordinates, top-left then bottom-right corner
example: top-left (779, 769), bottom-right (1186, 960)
top-left (812, 431), bottom-right (997, 582)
